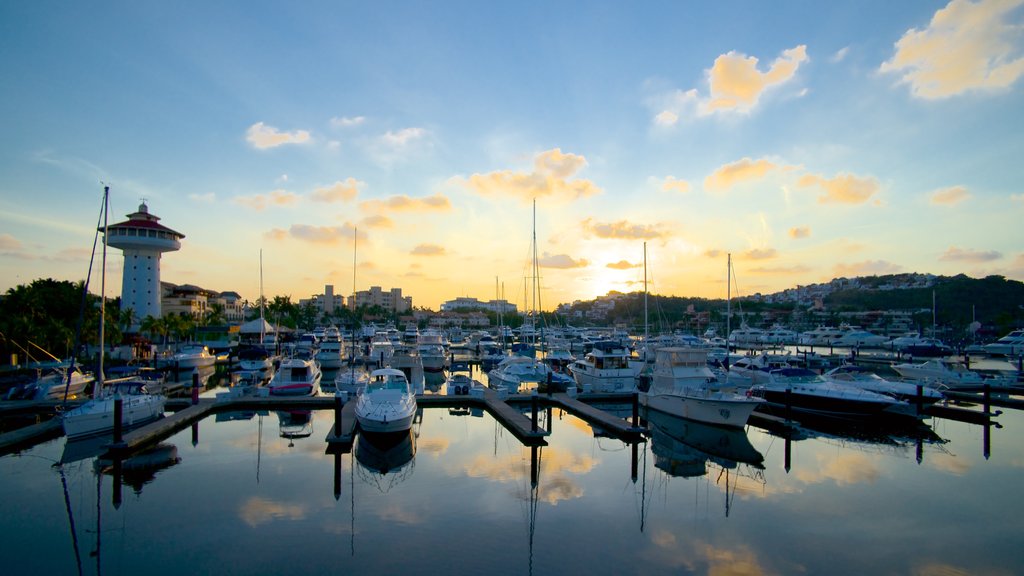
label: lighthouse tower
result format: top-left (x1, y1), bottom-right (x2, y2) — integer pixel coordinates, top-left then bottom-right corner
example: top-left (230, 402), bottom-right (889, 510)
top-left (105, 202), bottom-right (184, 327)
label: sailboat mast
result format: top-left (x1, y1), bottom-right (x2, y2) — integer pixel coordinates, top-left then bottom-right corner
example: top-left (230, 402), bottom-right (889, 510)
top-left (726, 253), bottom-right (732, 345)
top-left (532, 199), bottom-right (543, 345)
top-left (352, 227), bottom-right (358, 310)
top-left (259, 249), bottom-right (265, 345)
top-left (98, 186), bottom-right (109, 392)
top-left (644, 242), bottom-right (648, 342)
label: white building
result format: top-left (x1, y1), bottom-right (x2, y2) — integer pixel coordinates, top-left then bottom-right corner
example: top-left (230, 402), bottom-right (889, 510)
top-left (105, 202), bottom-right (183, 328)
top-left (300, 284), bottom-right (345, 318)
top-left (440, 296), bottom-right (518, 315)
top-left (349, 286), bottom-right (412, 313)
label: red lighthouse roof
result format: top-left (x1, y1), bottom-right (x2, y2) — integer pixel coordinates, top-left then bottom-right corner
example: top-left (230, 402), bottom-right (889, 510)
top-left (105, 202), bottom-right (185, 239)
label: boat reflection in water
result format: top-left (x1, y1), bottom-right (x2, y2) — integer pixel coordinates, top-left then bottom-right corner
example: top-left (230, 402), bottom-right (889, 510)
top-left (97, 443), bottom-right (181, 495)
top-left (277, 410), bottom-right (313, 446)
top-left (644, 407), bottom-right (765, 516)
top-left (764, 409), bottom-right (947, 470)
top-left (354, 429), bottom-right (416, 491)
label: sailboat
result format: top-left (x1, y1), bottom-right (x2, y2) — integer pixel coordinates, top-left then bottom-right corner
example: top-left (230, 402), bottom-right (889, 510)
top-left (62, 187), bottom-right (166, 439)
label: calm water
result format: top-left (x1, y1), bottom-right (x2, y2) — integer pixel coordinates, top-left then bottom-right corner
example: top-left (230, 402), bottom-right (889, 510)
top-left (2, 377), bottom-right (1022, 575)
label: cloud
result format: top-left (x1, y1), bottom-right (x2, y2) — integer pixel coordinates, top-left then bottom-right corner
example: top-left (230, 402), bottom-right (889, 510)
top-left (788, 226), bottom-right (811, 239)
top-left (606, 260), bottom-right (640, 270)
top-left (651, 45), bottom-right (808, 123)
top-left (381, 127), bottom-right (426, 147)
top-left (831, 46), bottom-right (850, 63)
top-left (245, 122), bottom-right (310, 149)
top-left (367, 127), bottom-right (432, 165)
top-left (1012, 193), bottom-right (1024, 203)
top-left (930, 185), bottom-right (971, 205)
top-left (0, 233), bottom-right (22, 251)
top-left (833, 260), bottom-right (903, 276)
top-left (661, 176), bottom-right (691, 194)
top-left (263, 228), bottom-right (288, 241)
top-left (581, 218), bottom-right (671, 240)
top-left (411, 243), bottom-right (446, 256)
top-left (741, 248), bottom-right (777, 260)
top-left (798, 172), bottom-right (880, 204)
top-left (749, 264), bottom-right (813, 274)
top-left (704, 45), bottom-right (809, 114)
top-left (879, 0), bottom-right (1024, 99)
top-left (239, 497), bottom-right (306, 527)
top-left (940, 246), bottom-right (1002, 262)
top-left (654, 110), bottom-right (679, 126)
top-left (359, 193), bottom-right (452, 214)
top-left (456, 148), bottom-right (601, 203)
top-left (311, 178), bottom-right (362, 203)
top-left (188, 192), bottom-right (216, 203)
top-left (267, 223), bottom-right (364, 245)
top-left (233, 189), bottom-right (300, 211)
top-left (704, 249), bottom-right (723, 258)
top-left (330, 116), bottom-right (366, 128)
top-left (538, 253), bottom-right (589, 269)
top-left (704, 158), bottom-right (780, 192)
top-left (359, 214), bottom-right (394, 228)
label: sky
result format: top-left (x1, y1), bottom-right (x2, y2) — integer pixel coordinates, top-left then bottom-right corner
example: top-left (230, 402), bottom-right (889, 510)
top-left (1, 1), bottom-right (1022, 311)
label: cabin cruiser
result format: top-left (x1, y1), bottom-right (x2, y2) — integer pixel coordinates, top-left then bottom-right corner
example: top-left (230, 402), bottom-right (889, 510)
top-left (8, 365), bottom-right (95, 401)
top-left (825, 364), bottom-right (944, 405)
top-left (570, 340), bottom-right (642, 393)
top-left (798, 325), bottom-right (849, 346)
top-left (235, 345), bottom-right (276, 384)
top-left (886, 333), bottom-right (952, 357)
top-left (268, 356), bottom-right (322, 396)
top-left (334, 365), bottom-right (370, 398)
top-left (891, 358), bottom-right (990, 389)
top-left (727, 325), bottom-right (765, 348)
top-left (830, 329), bottom-right (890, 348)
top-left (315, 337), bottom-right (346, 370)
top-left (356, 368), bottom-right (417, 434)
top-left (488, 355), bottom-right (569, 394)
top-left (982, 329), bottom-right (1024, 357)
top-left (641, 347), bottom-right (764, 428)
top-left (749, 367), bottom-right (914, 420)
top-left (725, 353), bottom-right (793, 387)
top-left (171, 344), bottom-right (216, 370)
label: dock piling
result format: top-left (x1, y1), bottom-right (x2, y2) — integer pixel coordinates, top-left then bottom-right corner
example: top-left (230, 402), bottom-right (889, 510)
top-left (191, 370), bottom-right (199, 405)
top-left (334, 392), bottom-right (343, 438)
top-left (531, 394), bottom-right (538, 433)
top-left (113, 394), bottom-right (123, 444)
top-left (632, 392), bottom-right (639, 429)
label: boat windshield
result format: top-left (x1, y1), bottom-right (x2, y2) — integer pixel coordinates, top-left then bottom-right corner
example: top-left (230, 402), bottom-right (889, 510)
top-left (370, 374), bottom-right (409, 392)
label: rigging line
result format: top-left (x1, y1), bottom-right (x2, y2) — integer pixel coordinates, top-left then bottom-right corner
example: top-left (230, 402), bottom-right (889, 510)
top-left (63, 187), bottom-right (107, 407)
top-left (59, 466), bottom-right (84, 576)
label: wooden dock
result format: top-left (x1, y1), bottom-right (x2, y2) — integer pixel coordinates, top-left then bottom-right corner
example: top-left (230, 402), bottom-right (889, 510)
top-left (3, 382), bottom-right (1014, 457)
top-left (113, 400), bottom-right (218, 453)
top-left (542, 392), bottom-right (646, 441)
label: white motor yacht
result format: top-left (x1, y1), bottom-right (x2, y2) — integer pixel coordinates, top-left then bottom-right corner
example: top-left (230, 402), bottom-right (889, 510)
top-left (749, 367), bottom-right (913, 420)
top-left (172, 344), bottom-right (216, 370)
top-left (982, 329), bottom-right (1024, 357)
top-left (570, 340), bottom-right (642, 393)
top-left (891, 358), bottom-right (990, 389)
top-left (641, 347), bottom-right (764, 428)
top-left (826, 364), bottom-right (944, 404)
top-left (268, 356), bottom-right (322, 396)
top-left (356, 368), bottom-right (417, 434)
